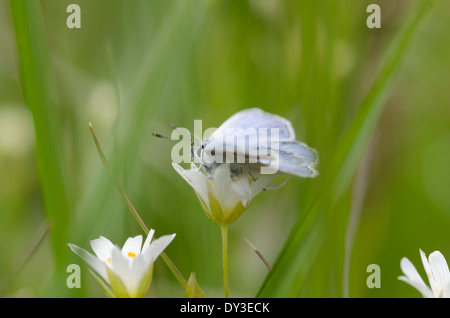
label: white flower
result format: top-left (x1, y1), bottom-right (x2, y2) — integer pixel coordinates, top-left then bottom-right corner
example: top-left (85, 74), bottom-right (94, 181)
top-left (172, 162), bottom-right (283, 225)
top-left (398, 249), bottom-right (450, 298)
top-left (68, 230), bottom-right (175, 298)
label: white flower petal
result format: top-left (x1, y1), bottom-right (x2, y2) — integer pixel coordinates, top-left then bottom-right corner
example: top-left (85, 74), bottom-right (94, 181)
top-left (428, 251), bottom-right (450, 296)
top-left (68, 243), bottom-right (109, 284)
top-left (121, 235), bottom-right (143, 258)
top-left (141, 229), bottom-right (155, 255)
top-left (90, 236), bottom-right (116, 263)
top-left (398, 276), bottom-right (434, 298)
top-left (399, 256), bottom-right (434, 298)
top-left (128, 253), bottom-right (150, 296)
top-left (400, 257), bottom-right (427, 285)
top-left (213, 164), bottom-right (241, 211)
top-left (110, 247), bottom-right (134, 295)
top-left (231, 177), bottom-right (252, 206)
top-left (144, 233), bottom-right (176, 263)
top-left (420, 249), bottom-right (440, 296)
top-left (444, 282), bottom-right (450, 298)
top-left (172, 162), bottom-right (209, 205)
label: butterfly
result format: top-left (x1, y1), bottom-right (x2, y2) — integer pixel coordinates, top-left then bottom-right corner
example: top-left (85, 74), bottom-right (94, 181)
top-left (167, 108), bottom-right (319, 180)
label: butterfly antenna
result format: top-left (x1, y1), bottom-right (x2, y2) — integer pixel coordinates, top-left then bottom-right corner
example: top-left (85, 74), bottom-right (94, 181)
top-left (152, 132), bottom-right (190, 141)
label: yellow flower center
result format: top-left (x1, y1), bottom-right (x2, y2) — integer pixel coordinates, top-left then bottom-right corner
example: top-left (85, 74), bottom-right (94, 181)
top-left (107, 257), bottom-right (111, 264)
top-left (128, 252), bottom-right (136, 258)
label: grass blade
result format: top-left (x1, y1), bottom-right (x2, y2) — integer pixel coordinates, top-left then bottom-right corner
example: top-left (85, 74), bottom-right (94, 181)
top-left (0, 222), bottom-right (50, 295)
top-left (257, 0), bottom-right (437, 297)
top-left (9, 0), bottom-right (72, 295)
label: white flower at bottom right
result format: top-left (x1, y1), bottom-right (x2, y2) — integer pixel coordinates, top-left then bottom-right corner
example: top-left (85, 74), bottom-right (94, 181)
top-left (398, 249), bottom-right (450, 298)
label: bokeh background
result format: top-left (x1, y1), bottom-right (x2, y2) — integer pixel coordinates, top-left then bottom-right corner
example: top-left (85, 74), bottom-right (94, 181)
top-left (0, 0), bottom-right (449, 298)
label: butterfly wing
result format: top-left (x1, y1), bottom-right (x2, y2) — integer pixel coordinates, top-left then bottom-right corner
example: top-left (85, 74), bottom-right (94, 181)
top-left (226, 140), bottom-right (319, 178)
top-left (209, 108), bottom-right (296, 142)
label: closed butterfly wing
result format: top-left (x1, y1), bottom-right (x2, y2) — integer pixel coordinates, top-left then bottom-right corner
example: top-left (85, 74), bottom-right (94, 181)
top-left (208, 108), bottom-right (296, 142)
top-left (204, 108), bottom-right (295, 163)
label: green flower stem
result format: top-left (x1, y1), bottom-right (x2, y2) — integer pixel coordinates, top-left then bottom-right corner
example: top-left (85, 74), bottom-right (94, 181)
top-left (220, 224), bottom-right (229, 298)
top-left (89, 123), bottom-right (187, 290)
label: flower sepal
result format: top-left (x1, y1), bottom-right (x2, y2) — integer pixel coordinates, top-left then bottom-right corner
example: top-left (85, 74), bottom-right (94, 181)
top-left (206, 187), bottom-right (246, 226)
top-left (88, 268), bottom-right (116, 298)
top-left (185, 272), bottom-right (206, 298)
top-left (104, 261), bottom-right (154, 298)
top-left (106, 265), bottom-right (130, 298)
top-left (136, 263), bottom-right (154, 298)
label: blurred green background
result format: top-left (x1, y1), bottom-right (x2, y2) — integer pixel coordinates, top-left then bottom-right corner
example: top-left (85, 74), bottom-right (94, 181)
top-left (0, 0), bottom-right (449, 298)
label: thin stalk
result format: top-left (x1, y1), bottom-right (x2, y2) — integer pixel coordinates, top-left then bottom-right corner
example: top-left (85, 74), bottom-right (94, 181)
top-left (0, 222), bottom-right (50, 295)
top-left (220, 224), bottom-right (229, 298)
top-left (88, 123), bottom-right (187, 290)
top-left (244, 238), bottom-right (272, 271)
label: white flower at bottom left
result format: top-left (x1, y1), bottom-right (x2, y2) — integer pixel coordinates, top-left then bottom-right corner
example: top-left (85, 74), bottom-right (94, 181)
top-left (68, 229), bottom-right (175, 298)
